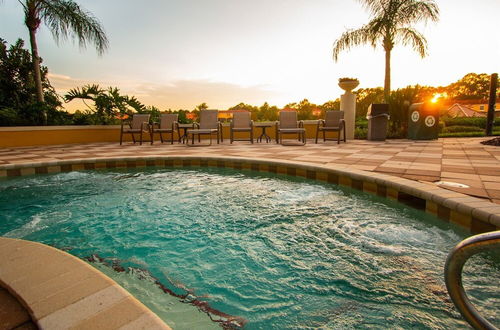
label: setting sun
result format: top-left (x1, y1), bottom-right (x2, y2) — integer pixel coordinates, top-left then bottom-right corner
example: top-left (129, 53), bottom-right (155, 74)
top-left (431, 92), bottom-right (447, 103)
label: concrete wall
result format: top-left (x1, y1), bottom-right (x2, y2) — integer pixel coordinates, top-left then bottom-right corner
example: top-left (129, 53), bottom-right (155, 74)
top-left (0, 121), bottom-right (340, 148)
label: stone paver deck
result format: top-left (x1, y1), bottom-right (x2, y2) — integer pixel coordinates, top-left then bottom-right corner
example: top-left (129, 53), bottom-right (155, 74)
top-left (1, 137), bottom-right (499, 203)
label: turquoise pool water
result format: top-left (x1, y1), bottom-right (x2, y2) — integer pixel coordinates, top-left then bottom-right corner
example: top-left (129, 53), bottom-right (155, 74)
top-left (0, 168), bottom-right (498, 329)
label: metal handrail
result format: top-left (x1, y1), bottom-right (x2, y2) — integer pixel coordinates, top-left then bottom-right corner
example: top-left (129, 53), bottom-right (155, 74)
top-left (444, 230), bottom-right (500, 330)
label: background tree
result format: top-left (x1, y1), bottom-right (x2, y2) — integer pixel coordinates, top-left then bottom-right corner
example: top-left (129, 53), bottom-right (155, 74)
top-left (0, 38), bottom-right (64, 126)
top-left (18, 0), bottom-right (108, 122)
top-left (355, 87), bottom-right (384, 117)
top-left (64, 84), bottom-right (145, 124)
top-left (445, 73), bottom-right (497, 101)
top-left (191, 102), bottom-right (209, 120)
top-left (333, 0), bottom-right (439, 101)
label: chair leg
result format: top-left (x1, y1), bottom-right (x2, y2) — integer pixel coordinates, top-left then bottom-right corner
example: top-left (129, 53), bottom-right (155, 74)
top-left (315, 129), bottom-right (318, 144)
top-left (171, 131), bottom-right (174, 144)
top-left (230, 130), bottom-right (233, 144)
top-left (323, 130), bottom-right (326, 142)
top-left (343, 128), bottom-right (346, 142)
top-left (338, 130), bottom-right (340, 144)
top-left (131, 134), bottom-right (136, 144)
top-left (251, 130), bottom-right (253, 144)
top-left (139, 131), bottom-right (143, 145)
top-left (120, 132), bottom-right (123, 145)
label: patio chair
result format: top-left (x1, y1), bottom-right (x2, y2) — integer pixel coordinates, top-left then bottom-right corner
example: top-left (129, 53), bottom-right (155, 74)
top-left (275, 111), bottom-right (306, 145)
top-left (120, 114), bottom-right (151, 145)
top-left (150, 113), bottom-right (179, 144)
top-left (315, 111), bottom-right (346, 144)
top-left (230, 111), bottom-right (253, 144)
top-left (187, 109), bottom-right (223, 146)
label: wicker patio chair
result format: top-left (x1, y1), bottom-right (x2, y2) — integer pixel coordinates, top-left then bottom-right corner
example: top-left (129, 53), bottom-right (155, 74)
top-left (230, 111), bottom-right (253, 144)
top-left (275, 111), bottom-right (306, 145)
top-left (150, 113), bottom-right (179, 144)
top-left (187, 110), bottom-right (223, 146)
top-left (120, 114), bottom-right (151, 145)
top-left (315, 111), bottom-right (346, 144)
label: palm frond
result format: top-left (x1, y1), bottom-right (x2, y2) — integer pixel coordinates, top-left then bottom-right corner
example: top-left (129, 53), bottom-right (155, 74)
top-left (358, 0), bottom-right (388, 17)
top-left (64, 83), bottom-right (102, 101)
top-left (332, 24), bottom-right (380, 61)
top-left (38, 0), bottom-right (108, 55)
top-left (395, 27), bottom-right (428, 57)
top-left (398, 0), bottom-right (439, 25)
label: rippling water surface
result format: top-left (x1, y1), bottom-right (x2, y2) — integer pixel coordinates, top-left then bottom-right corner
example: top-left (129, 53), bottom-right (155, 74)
top-left (0, 168), bottom-right (498, 329)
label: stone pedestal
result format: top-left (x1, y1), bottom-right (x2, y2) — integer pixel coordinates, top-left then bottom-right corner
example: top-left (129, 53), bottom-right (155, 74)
top-left (341, 93), bottom-right (356, 140)
top-left (339, 80), bottom-right (358, 140)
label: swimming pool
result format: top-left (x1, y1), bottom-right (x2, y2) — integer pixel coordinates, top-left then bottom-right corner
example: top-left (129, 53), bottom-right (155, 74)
top-left (0, 167), bottom-right (498, 329)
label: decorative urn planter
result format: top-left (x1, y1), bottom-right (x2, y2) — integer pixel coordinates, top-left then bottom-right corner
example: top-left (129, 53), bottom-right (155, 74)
top-left (338, 78), bottom-right (359, 93)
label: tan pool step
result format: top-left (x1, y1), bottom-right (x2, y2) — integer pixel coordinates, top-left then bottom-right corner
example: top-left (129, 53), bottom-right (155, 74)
top-left (0, 238), bottom-right (171, 330)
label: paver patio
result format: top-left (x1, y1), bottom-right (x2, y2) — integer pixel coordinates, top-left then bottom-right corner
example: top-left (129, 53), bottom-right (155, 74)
top-left (1, 137), bottom-right (500, 203)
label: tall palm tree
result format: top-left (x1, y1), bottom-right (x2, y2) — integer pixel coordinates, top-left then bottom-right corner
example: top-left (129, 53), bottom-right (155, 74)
top-left (20, 0), bottom-right (108, 109)
top-left (333, 0), bottom-right (439, 101)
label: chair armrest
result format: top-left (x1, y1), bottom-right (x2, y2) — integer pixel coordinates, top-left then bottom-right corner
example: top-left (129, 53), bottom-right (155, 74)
top-left (339, 118), bottom-right (345, 128)
top-left (194, 122), bottom-right (200, 128)
top-left (172, 121), bottom-right (178, 131)
top-left (298, 120), bottom-right (304, 128)
top-left (317, 119), bottom-right (325, 128)
top-left (250, 120), bottom-right (254, 127)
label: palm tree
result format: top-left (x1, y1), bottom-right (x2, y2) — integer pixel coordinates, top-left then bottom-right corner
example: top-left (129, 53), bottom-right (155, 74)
top-left (333, 0), bottom-right (439, 101)
top-left (19, 0), bottom-right (108, 120)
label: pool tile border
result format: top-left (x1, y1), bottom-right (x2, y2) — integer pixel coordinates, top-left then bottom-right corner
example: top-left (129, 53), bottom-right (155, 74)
top-left (1, 155), bottom-right (499, 233)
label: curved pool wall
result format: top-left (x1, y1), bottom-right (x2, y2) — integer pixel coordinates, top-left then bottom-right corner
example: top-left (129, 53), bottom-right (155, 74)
top-left (1, 155), bottom-right (499, 328)
top-left (0, 155), bottom-right (499, 234)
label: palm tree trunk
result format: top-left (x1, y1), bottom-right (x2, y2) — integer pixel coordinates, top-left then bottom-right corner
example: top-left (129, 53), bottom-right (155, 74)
top-left (28, 26), bottom-right (48, 125)
top-left (384, 48), bottom-right (391, 102)
top-left (28, 27), bottom-right (44, 104)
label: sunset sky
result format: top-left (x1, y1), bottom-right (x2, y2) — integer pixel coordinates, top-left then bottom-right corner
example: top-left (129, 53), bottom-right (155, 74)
top-left (1, 0), bottom-right (499, 112)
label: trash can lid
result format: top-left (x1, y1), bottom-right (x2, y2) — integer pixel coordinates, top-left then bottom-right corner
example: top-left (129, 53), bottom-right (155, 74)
top-left (367, 103), bottom-right (389, 117)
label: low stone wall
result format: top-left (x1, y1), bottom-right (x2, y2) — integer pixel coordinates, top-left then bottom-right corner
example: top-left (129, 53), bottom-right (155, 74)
top-left (0, 121), bottom-right (341, 148)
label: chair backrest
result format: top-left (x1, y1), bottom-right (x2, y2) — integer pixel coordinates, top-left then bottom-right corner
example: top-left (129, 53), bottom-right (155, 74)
top-left (131, 114), bottom-right (150, 129)
top-left (279, 111), bottom-right (298, 128)
top-left (160, 113), bottom-right (178, 128)
top-left (324, 111), bottom-right (344, 127)
top-left (199, 110), bottom-right (219, 129)
top-left (232, 112), bottom-right (251, 128)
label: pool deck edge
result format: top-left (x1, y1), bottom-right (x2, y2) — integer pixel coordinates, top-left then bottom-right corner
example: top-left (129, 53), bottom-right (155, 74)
top-left (0, 237), bottom-right (171, 330)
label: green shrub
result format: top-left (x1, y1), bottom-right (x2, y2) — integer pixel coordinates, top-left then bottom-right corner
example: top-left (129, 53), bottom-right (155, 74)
top-left (442, 117), bottom-right (486, 128)
top-left (441, 125), bottom-right (483, 133)
top-left (355, 118), bottom-right (368, 129)
top-left (355, 127), bottom-right (367, 139)
top-left (439, 131), bottom-right (500, 138)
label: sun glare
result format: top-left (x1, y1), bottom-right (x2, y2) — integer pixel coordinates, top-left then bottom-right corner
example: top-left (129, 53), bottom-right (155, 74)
top-left (430, 93), bottom-right (447, 103)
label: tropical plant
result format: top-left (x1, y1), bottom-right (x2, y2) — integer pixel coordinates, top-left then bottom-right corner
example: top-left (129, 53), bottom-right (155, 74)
top-left (0, 38), bottom-right (63, 126)
top-left (64, 84), bottom-right (145, 124)
top-left (332, 0), bottom-right (439, 101)
top-left (15, 0), bottom-right (108, 122)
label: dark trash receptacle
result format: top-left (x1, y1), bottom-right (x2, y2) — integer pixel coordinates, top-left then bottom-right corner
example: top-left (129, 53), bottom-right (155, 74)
top-left (408, 102), bottom-right (439, 140)
top-left (366, 104), bottom-right (390, 141)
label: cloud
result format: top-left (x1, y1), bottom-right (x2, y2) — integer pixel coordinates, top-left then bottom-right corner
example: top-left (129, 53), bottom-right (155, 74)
top-left (48, 73), bottom-right (280, 111)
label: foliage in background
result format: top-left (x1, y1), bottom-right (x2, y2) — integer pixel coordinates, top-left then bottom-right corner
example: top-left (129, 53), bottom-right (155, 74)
top-left (0, 38), bottom-right (66, 126)
top-left (64, 84), bottom-right (146, 124)
top-left (14, 0), bottom-right (108, 111)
